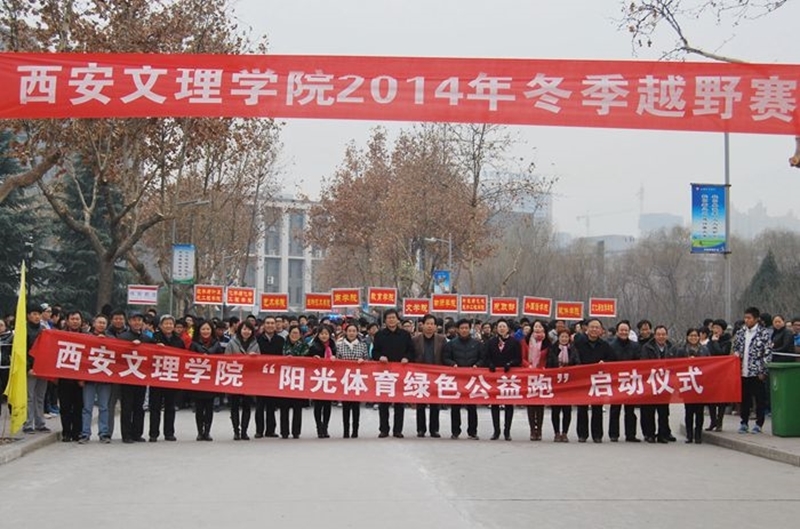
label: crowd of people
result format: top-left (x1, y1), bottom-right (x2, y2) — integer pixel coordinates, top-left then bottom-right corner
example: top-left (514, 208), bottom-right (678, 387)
top-left (2, 301), bottom-right (795, 445)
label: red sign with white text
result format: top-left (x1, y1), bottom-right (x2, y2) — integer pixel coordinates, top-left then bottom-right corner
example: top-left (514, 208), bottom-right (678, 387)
top-left (459, 295), bottom-right (488, 314)
top-left (431, 294), bottom-right (459, 313)
top-left (225, 287), bottom-right (255, 307)
top-left (491, 297), bottom-right (519, 317)
top-left (260, 293), bottom-right (289, 312)
top-left (368, 287), bottom-right (397, 307)
top-left (331, 288), bottom-right (360, 308)
top-left (305, 293), bottom-right (332, 312)
top-left (556, 301), bottom-right (585, 321)
top-left (589, 297), bottom-right (618, 318)
top-left (194, 285), bottom-right (224, 305)
top-left (2, 53), bottom-right (798, 135)
top-left (30, 329), bottom-right (741, 405)
top-left (523, 296), bottom-right (552, 317)
top-left (403, 298), bottom-right (431, 317)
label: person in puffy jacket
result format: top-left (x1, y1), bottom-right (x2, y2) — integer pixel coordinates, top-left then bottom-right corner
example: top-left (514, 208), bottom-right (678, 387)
top-left (225, 320), bottom-right (259, 440)
top-left (484, 319), bottom-right (521, 441)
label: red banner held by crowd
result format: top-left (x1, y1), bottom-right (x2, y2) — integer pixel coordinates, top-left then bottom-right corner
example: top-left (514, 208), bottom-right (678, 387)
top-left (30, 330), bottom-right (741, 405)
top-left (2, 53), bottom-right (798, 135)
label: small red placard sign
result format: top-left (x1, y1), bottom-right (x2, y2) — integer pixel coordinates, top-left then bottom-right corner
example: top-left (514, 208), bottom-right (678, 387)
top-left (522, 296), bottom-right (552, 317)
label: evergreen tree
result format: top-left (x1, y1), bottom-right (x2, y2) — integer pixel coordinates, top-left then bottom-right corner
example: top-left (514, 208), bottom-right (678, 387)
top-left (0, 131), bottom-right (52, 313)
top-left (740, 250), bottom-right (783, 314)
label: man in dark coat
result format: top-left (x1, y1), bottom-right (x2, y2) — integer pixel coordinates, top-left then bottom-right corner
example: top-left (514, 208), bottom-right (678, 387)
top-left (412, 314), bottom-right (446, 438)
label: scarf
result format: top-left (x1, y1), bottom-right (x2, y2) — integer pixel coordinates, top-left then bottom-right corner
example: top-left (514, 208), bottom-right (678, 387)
top-left (558, 344), bottom-right (570, 365)
top-left (324, 341), bottom-right (332, 360)
top-left (498, 336), bottom-right (506, 351)
top-left (529, 338), bottom-right (543, 367)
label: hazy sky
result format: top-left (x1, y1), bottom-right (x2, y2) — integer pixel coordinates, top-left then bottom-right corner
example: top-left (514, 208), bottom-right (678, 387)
top-left (233, 0), bottom-right (800, 237)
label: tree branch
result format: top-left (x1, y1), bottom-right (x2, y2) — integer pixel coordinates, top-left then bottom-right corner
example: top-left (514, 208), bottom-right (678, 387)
top-left (114, 212), bottom-right (165, 260)
top-left (0, 149), bottom-right (61, 203)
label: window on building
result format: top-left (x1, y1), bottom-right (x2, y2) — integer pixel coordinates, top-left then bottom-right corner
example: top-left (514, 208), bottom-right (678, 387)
top-left (264, 257), bottom-right (281, 293)
top-left (288, 211), bottom-right (305, 257)
top-left (288, 258), bottom-right (305, 306)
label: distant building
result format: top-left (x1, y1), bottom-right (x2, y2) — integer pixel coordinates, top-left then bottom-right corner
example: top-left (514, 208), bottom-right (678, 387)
top-left (578, 235), bottom-right (637, 254)
top-left (251, 197), bottom-right (324, 311)
top-left (638, 212), bottom-right (684, 234)
top-left (732, 201), bottom-right (800, 239)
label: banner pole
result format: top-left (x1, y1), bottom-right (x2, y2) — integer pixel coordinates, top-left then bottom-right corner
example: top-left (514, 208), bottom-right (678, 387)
top-left (723, 132), bottom-right (732, 324)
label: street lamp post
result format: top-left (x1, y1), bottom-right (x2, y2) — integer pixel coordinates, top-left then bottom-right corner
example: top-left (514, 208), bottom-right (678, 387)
top-left (170, 199), bottom-right (210, 315)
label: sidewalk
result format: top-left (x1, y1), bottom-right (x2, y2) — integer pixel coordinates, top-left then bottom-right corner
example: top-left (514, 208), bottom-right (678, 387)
top-left (678, 407), bottom-right (800, 467)
top-left (0, 414), bottom-right (62, 466)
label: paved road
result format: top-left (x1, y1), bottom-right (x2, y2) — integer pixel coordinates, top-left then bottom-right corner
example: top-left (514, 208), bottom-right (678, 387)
top-left (1, 405), bottom-right (798, 529)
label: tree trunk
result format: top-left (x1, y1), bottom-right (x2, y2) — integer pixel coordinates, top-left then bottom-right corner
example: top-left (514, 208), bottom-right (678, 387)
top-left (96, 256), bottom-right (116, 312)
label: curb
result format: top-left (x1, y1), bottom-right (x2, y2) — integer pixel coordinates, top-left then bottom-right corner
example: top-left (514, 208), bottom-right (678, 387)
top-left (680, 425), bottom-right (800, 467)
top-left (0, 430), bottom-right (61, 466)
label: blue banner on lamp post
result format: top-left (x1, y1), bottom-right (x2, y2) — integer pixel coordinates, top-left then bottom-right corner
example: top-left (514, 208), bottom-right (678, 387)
top-left (432, 270), bottom-right (451, 294)
top-left (691, 184), bottom-right (727, 254)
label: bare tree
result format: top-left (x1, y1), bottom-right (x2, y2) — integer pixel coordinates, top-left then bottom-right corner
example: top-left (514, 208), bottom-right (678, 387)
top-left (620, 0), bottom-right (797, 165)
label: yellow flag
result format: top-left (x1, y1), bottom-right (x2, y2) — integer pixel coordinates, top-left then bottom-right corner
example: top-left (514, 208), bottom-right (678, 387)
top-left (4, 262), bottom-right (28, 434)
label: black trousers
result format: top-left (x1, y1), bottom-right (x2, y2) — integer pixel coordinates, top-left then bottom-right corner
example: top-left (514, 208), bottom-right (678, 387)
top-left (195, 397), bottom-right (214, 436)
top-left (641, 404), bottom-right (671, 439)
top-left (120, 384), bottom-right (146, 441)
top-left (313, 400), bottom-right (332, 435)
top-left (416, 404), bottom-right (440, 435)
top-left (229, 394), bottom-right (252, 435)
top-left (254, 396), bottom-right (278, 436)
top-left (741, 376), bottom-right (767, 427)
top-left (684, 403), bottom-right (704, 441)
top-left (707, 403), bottom-right (726, 429)
top-left (378, 403), bottom-right (405, 435)
top-left (148, 387), bottom-right (177, 438)
top-left (57, 379), bottom-right (83, 440)
top-left (526, 405), bottom-right (545, 436)
top-left (451, 404), bottom-right (478, 437)
top-left (577, 405), bottom-right (603, 440)
top-left (609, 404), bottom-right (638, 440)
top-left (551, 405), bottom-right (572, 434)
top-left (342, 401), bottom-right (360, 436)
top-left (280, 398), bottom-right (303, 437)
top-left (490, 404), bottom-right (514, 435)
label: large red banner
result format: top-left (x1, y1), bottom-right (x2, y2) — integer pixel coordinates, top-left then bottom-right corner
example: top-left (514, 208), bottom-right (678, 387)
top-left (30, 330), bottom-right (740, 405)
top-left (1, 53), bottom-right (798, 134)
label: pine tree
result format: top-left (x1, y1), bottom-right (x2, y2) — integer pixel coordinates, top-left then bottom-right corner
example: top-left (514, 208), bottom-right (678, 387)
top-left (740, 250), bottom-right (782, 314)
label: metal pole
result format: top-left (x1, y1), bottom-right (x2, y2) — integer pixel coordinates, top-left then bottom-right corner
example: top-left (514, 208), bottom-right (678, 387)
top-left (170, 217), bottom-right (176, 316)
top-left (447, 233), bottom-right (453, 274)
top-left (724, 132), bottom-right (732, 324)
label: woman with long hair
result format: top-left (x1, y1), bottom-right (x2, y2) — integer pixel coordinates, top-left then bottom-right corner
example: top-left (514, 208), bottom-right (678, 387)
top-left (336, 323), bottom-right (370, 438)
top-left (524, 320), bottom-right (551, 441)
top-left (224, 320), bottom-right (259, 440)
top-left (546, 329), bottom-right (579, 442)
top-left (308, 324), bottom-right (337, 438)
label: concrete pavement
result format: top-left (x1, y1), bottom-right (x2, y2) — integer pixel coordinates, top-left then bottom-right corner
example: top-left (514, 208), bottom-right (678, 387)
top-left (1, 404), bottom-right (799, 529)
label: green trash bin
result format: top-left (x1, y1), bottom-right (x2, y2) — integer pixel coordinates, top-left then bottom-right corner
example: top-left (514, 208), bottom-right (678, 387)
top-left (769, 363), bottom-right (800, 437)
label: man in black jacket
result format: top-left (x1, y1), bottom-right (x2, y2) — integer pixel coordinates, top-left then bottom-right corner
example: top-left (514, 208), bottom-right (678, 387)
top-left (641, 325), bottom-right (677, 443)
top-left (442, 319), bottom-right (484, 440)
top-left (575, 319), bottom-right (614, 443)
top-left (255, 316), bottom-right (284, 438)
top-left (117, 312), bottom-right (153, 443)
top-left (608, 321), bottom-right (642, 442)
top-left (372, 309), bottom-right (414, 438)
top-left (411, 314), bottom-right (446, 438)
top-left (148, 315), bottom-right (185, 442)
top-left (706, 319), bottom-right (731, 432)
